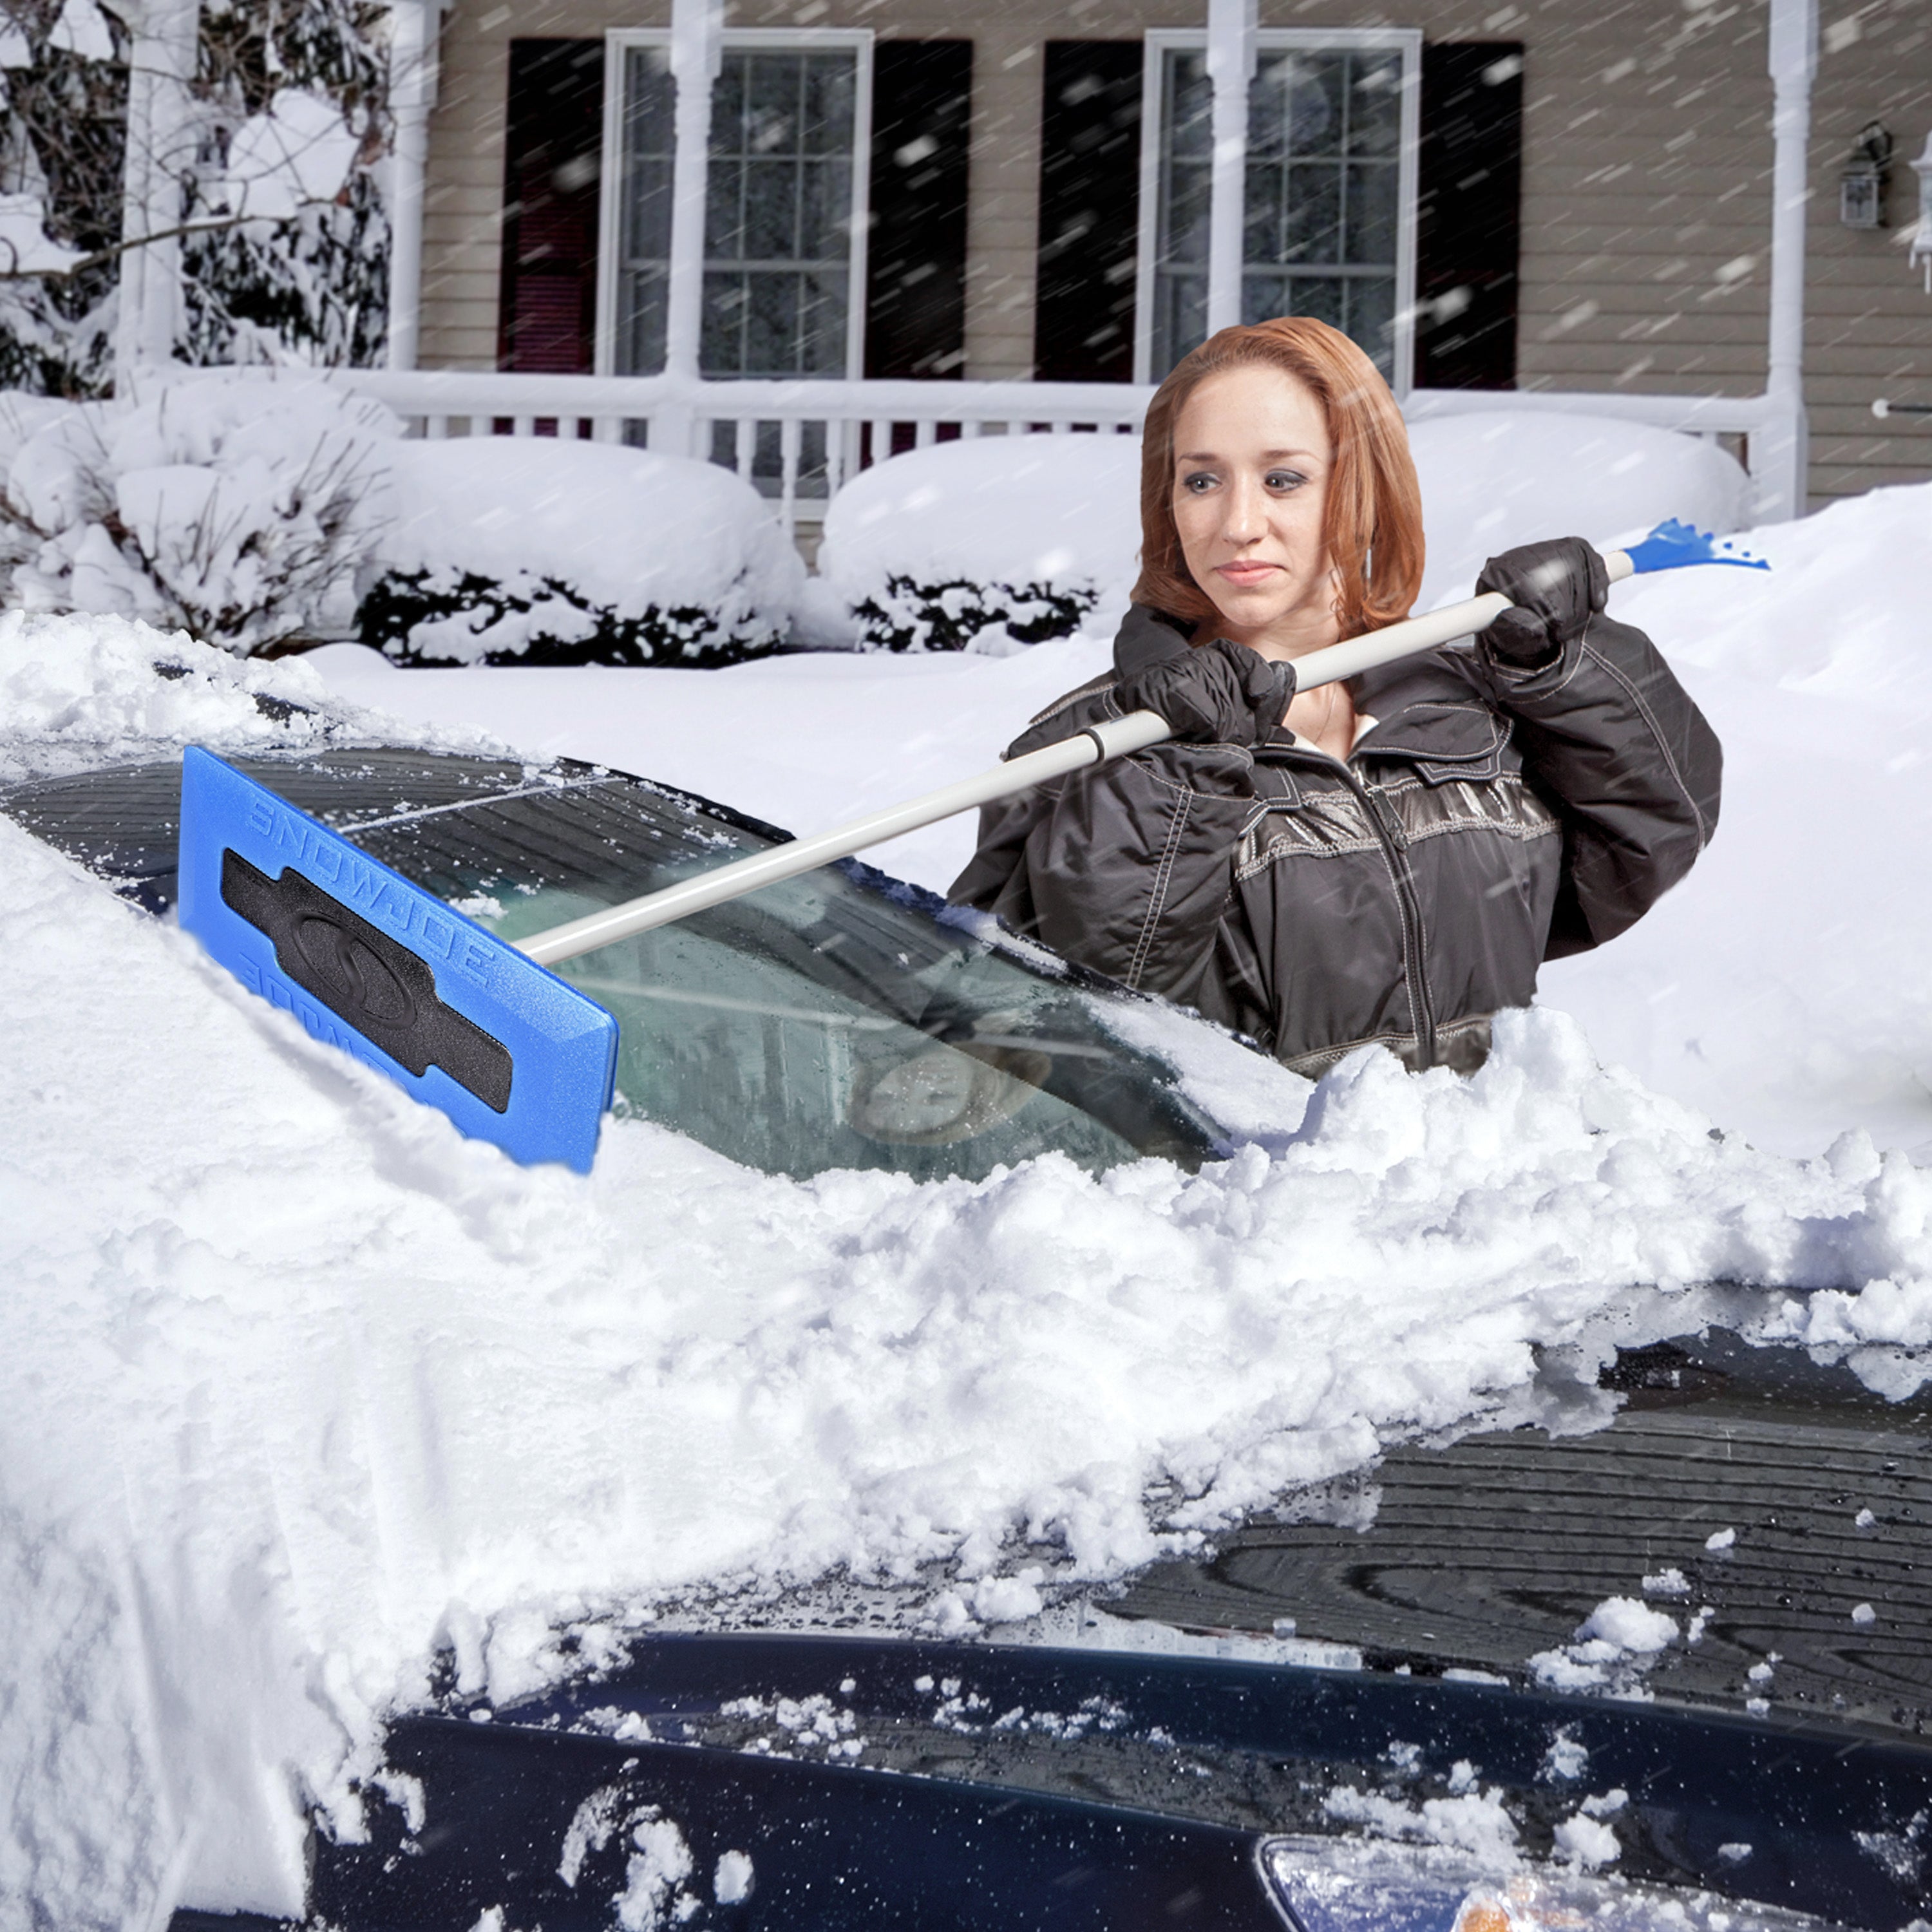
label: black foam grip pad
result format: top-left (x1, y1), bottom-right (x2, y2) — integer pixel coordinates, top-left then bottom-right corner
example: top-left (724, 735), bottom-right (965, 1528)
top-left (221, 849), bottom-right (515, 1113)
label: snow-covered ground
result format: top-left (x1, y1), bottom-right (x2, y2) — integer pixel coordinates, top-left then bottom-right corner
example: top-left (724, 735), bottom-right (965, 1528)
top-left (5, 462), bottom-right (1932, 1926)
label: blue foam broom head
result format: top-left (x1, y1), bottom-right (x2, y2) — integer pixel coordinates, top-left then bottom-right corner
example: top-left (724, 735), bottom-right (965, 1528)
top-left (176, 746), bottom-right (618, 1173)
top-left (1623, 518), bottom-right (1771, 575)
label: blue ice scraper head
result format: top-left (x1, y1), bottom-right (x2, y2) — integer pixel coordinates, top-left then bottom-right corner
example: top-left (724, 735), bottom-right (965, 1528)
top-left (177, 746), bottom-right (618, 1173)
top-left (1622, 518), bottom-right (1770, 575)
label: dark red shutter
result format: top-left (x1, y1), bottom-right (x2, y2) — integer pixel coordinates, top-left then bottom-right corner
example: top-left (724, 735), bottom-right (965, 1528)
top-left (498, 40), bottom-right (605, 375)
top-left (1414, 41), bottom-right (1523, 390)
top-left (865, 41), bottom-right (972, 380)
top-left (1032, 41), bottom-right (1143, 384)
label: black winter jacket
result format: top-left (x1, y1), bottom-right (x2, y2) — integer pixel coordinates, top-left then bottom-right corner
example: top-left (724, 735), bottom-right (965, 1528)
top-left (948, 604), bottom-right (1722, 1078)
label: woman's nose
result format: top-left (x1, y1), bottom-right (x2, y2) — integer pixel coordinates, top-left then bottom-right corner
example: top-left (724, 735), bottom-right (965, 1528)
top-left (1221, 476), bottom-right (1267, 544)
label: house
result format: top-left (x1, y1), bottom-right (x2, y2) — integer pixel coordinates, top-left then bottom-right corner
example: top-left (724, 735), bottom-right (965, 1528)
top-left (381, 0), bottom-right (1932, 531)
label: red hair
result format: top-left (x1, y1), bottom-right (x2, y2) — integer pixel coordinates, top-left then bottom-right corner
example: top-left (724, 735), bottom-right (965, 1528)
top-left (1131, 316), bottom-right (1425, 639)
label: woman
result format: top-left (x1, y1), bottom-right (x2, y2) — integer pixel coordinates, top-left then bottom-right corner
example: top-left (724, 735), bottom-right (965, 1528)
top-left (949, 317), bottom-right (1721, 1079)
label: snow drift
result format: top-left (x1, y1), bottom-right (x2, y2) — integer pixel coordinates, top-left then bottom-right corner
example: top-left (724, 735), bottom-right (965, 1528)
top-left (1406, 410), bottom-right (1748, 611)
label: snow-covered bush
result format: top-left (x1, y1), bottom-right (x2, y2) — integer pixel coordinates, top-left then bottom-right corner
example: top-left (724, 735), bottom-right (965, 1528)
top-left (816, 433), bottom-right (1142, 653)
top-left (814, 412), bottom-right (1748, 649)
top-left (1408, 410), bottom-right (1748, 609)
top-left (0, 376), bottom-right (397, 651)
top-left (359, 438), bottom-right (806, 667)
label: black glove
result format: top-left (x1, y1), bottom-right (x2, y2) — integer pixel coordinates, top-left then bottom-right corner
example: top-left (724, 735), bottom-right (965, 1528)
top-left (1115, 636), bottom-right (1296, 747)
top-left (1475, 537), bottom-right (1609, 668)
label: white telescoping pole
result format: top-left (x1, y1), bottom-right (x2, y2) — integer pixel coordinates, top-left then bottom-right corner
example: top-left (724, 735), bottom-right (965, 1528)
top-left (512, 551), bottom-right (1638, 969)
top-left (1204, 0), bottom-right (1256, 337)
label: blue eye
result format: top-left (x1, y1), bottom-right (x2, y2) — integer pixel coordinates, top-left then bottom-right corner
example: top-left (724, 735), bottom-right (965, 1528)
top-left (1181, 471), bottom-right (1217, 493)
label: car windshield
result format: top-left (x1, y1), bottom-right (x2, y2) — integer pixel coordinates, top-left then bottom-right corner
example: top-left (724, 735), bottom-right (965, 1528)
top-left (1, 748), bottom-right (1228, 1181)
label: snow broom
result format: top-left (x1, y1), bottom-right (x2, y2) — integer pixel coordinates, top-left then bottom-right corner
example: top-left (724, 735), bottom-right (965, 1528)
top-left (177, 520), bottom-right (1765, 1172)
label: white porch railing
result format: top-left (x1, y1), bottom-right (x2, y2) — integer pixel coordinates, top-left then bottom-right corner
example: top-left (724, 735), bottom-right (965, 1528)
top-left (329, 368), bottom-right (1795, 545)
top-left (332, 370), bottom-right (1150, 545)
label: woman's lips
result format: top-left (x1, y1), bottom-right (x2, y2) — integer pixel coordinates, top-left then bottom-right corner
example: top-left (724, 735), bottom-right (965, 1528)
top-left (1216, 562), bottom-right (1281, 587)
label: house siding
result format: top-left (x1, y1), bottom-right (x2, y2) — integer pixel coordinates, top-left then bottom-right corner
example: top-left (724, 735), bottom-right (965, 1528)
top-left (419, 0), bottom-right (1932, 508)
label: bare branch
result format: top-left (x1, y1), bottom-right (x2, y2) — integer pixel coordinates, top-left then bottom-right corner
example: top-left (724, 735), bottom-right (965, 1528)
top-left (0, 196), bottom-right (352, 283)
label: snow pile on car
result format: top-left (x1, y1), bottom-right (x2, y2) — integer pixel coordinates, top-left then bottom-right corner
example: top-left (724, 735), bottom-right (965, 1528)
top-left (10, 695), bottom-right (1932, 1921)
top-left (815, 431), bottom-right (1143, 652)
top-left (362, 437), bottom-right (807, 668)
top-left (0, 607), bottom-right (505, 787)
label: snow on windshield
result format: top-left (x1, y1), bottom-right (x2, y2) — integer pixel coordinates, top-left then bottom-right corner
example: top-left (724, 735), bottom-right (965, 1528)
top-left (6, 476), bottom-right (1932, 1925)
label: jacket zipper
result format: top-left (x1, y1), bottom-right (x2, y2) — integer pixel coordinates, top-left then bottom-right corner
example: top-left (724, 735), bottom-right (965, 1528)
top-left (1337, 759), bottom-right (1439, 1070)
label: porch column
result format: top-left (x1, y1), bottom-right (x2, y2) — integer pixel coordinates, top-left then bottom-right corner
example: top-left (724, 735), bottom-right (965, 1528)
top-left (1204, 0), bottom-right (1256, 337)
top-left (386, 0), bottom-right (440, 372)
top-left (112, 0), bottom-right (200, 384)
top-left (662, 0), bottom-right (723, 452)
top-left (1756, 0), bottom-right (1815, 522)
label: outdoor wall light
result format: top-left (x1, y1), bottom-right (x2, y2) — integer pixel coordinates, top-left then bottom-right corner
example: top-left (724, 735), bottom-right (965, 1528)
top-left (1838, 120), bottom-right (1890, 229)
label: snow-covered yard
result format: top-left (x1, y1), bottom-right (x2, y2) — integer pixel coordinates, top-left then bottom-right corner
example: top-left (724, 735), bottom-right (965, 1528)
top-left (4, 421), bottom-right (1932, 1926)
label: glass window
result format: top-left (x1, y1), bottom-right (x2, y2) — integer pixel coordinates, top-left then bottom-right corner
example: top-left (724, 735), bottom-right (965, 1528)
top-left (611, 40), bottom-right (862, 381)
top-left (6, 752), bottom-right (1225, 1183)
top-left (351, 770), bottom-right (1221, 1182)
top-left (612, 44), bottom-right (676, 377)
top-left (1145, 37), bottom-right (1415, 384)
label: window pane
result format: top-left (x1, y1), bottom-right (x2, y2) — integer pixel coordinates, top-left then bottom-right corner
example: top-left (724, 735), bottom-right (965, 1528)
top-left (705, 155), bottom-right (746, 263)
top-left (700, 269), bottom-right (747, 372)
top-left (802, 54), bottom-right (856, 155)
top-left (1282, 162), bottom-right (1341, 263)
top-left (1242, 270), bottom-right (1291, 326)
top-left (616, 42), bottom-right (858, 379)
top-left (743, 269), bottom-right (800, 373)
top-left (1343, 273), bottom-right (1394, 366)
top-left (1345, 52), bottom-right (1405, 158)
top-left (799, 155), bottom-right (853, 261)
top-left (741, 155), bottom-right (801, 259)
top-left (1152, 39), bottom-right (1406, 380)
top-left (1344, 159), bottom-right (1397, 267)
top-left (621, 263), bottom-right (669, 374)
top-left (1164, 46), bottom-right (1212, 158)
top-left (614, 47), bottom-right (676, 374)
top-left (1283, 274), bottom-right (1344, 331)
top-left (1252, 53), bottom-right (1341, 160)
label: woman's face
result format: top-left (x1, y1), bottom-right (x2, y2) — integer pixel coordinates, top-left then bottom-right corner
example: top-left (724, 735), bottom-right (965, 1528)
top-left (1170, 363), bottom-right (1337, 657)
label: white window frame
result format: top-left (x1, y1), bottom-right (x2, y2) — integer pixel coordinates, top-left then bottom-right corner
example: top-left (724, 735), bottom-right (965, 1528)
top-left (1133, 26), bottom-right (1423, 393)
top-left (594, 26), bottom-right (875, 380)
